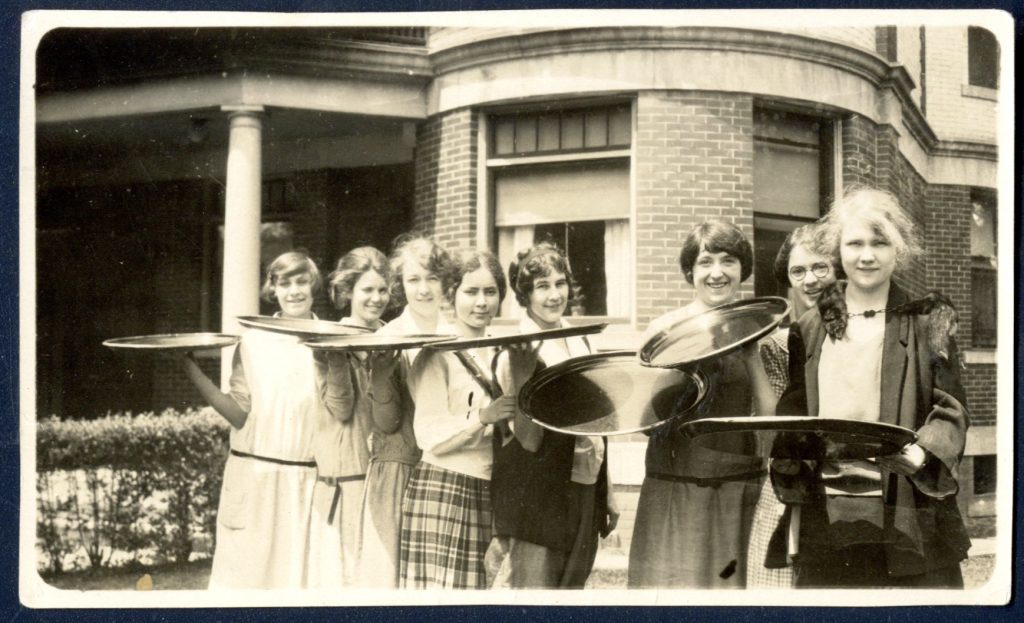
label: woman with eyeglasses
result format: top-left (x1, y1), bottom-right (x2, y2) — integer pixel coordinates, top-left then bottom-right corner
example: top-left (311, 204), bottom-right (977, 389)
top-left (745, 223), bottom-right (836, 588)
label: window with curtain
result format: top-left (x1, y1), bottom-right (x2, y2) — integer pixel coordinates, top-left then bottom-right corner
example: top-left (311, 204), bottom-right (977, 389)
top-left (751, 108), bottom-right (835, 298)
top-left (489, 103), bottom-right (632, 319)
top-left (970, 189), bottom-right (997, 348)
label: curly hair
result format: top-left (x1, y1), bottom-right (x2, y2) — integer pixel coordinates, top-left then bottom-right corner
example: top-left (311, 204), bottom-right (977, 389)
top-left (387, 234), bottom-right (455, 307)
top-left (447, 248), bottom-right (507, 304)
top-left (678, 220), bottom-right (754, 284)
top-left (772, 222), bottom-right (836, 287)
top-left (327, 246), bottom-right (390, 310)
top-left (822, 187), bottom-right (924, 273)
top-left (508, 242), bottom-right (576, 308)
top-left (259, 250), bottom-right (322, 303)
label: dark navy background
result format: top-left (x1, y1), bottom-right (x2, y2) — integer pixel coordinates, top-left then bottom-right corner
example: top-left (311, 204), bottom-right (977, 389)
top-left (2, 1), bottom-right (1020, 621)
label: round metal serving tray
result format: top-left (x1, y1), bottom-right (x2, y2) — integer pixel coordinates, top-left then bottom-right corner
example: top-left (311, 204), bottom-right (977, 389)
top-left (681, 416), bottom-right (917, 461)
top-left (518, 351), bottom-right (708, 436)
top-left (236, 315), bottom-right (372, 338)
top-left (426, 322), bottom-right (607, 351)
top-left (103, 333), bottom-right (240, 352)
top-left (639, 297), bottom-right (790, 369)
top-left (303, 333), bottom-right (457, 352)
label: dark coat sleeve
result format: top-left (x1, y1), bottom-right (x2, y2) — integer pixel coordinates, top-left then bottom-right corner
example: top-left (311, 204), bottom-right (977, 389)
top-left (909, 321), bottom-right (970, 498)
top-left (775, 323), bottom-right (808, 418)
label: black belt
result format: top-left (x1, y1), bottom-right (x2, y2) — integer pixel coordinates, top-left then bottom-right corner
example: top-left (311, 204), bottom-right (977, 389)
top-left (230, 449), bottom-right (316, 468)
top-left (318, 474), bottom-right (367, 525)
top-left (646, 469), bottom-right (766, 488)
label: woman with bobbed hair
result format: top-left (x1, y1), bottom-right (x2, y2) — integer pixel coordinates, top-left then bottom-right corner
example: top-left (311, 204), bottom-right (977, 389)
top-left (308, 245), bottom-right (391, 587)
top-left (628, 220), bottom-right (775, 589)
top-left (358, 234), bottom-right (455, 588)
top-left (399, 249), bottom-right (527, 589)
top-left (746, 223), bottom-right (837, 588)
top-left (774, 188), bottom-right (970, 588)
top-left (178, 251), bottom-right (324, 589)
top-left (488, 241), bottom-right (619, 589)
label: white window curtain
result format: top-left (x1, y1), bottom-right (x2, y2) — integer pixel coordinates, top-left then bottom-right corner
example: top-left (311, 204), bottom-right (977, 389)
top-left (497, 225), bottom-right (536, 319)
top-left (603, 219), bottom-right (631, 318)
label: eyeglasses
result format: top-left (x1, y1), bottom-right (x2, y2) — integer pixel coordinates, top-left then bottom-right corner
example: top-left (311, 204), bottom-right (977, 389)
top-left (788, 263), bottom-right (831, 282)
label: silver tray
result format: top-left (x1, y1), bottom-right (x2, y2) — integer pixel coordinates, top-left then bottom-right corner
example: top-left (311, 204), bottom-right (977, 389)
top-left (426, 322), bottom-right (607, 351)
top-left (681, 416), bottom-right (917, 460)
top-left (302, 334), bottom-right (457, 352)
top-left (236, 315), bottom-right (372, 338)
top-left (639, 297), bottom-right (789, 368)
top-left (518, 350), bottom-right (707, 436)
top-left (103, 333), bottom-right (240, 352)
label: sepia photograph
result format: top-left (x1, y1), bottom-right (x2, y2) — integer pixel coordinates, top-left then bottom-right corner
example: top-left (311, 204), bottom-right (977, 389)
top-left (18, 8), bottom-right (1014, 608)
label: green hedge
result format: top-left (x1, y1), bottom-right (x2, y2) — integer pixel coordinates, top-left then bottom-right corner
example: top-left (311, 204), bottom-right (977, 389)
top-left (36, 409), bottom-right (230, 573)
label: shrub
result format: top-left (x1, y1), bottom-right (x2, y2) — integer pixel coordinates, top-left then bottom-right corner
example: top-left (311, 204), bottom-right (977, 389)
top-left (36, 408), bottom-right (230, 573)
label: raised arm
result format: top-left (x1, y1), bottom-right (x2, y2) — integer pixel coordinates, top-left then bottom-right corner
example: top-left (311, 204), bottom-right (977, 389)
top-left (178, 350), bottom-right (248, 429)
top-left (314, 352), bottom-right (357, 423)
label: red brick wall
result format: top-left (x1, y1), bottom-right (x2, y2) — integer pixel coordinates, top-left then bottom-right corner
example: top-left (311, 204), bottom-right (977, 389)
top-left (924, 185), bottom-right (974, 343)
top-left (965, 363), bottom-right (997, 426)
top-left (841, 114), bottom-right (878, 188)
top-left (634, 91), bottom-right (755, 329)
top-left (413, 108), bottom-right (479, 251)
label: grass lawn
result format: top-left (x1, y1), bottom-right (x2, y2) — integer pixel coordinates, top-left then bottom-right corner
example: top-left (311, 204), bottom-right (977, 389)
top-left (42, 559), bottom-right (212, 591)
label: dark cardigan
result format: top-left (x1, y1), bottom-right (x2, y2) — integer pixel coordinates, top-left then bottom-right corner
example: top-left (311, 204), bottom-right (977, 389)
top-left (491, 427), bottom-right (609, 553)
top-left (775, 282), bottom-right (972, 579)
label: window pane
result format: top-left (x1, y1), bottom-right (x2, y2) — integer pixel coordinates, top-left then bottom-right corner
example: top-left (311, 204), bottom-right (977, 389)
top-left (534, 221), bottom-right (608, 316)
top-left (561, 111), bottom-right (584, 149)
top-left (972, 267), bottom-right (997, 348)
top-left (537, 114), bottom-right (560, 151)
top-left (970, 198), bottom-right (997, 261)
top-left (494, 160), bottom-right (630, 226)
top-left (753, 141), bottom-right (821, 219)
top-left (584, 110), bottom-right (608, 148)
top-left (515, 117), bottom-right (537, 153)
top-left (752, 220), bottom-right (795, 298)
top-left (609, 105), bottom-right (631, 146)
top-left (968, 26), bottom-right (999, 89)
top-left (494, 118), bottom-right (515, 155)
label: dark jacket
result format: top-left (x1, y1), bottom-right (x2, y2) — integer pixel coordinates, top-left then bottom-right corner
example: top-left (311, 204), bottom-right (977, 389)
top-left (775, 282), bottom-right (972, 578)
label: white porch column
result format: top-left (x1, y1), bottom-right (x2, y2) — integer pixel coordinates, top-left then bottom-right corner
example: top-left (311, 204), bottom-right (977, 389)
top-left (220, 105), bottom-right (264, 388)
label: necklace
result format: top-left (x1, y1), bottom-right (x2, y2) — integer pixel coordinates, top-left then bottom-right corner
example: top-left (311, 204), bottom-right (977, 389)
top-left (846, 307), bottom-right (890, 319)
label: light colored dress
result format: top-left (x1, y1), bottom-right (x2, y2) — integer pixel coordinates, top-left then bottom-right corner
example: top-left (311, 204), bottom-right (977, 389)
top-left (208, 327), bottom-right (319, 590)
top-left (357, 309), bottom-right (452, 588)
top-left (307, 320), bottom-right (376, 588)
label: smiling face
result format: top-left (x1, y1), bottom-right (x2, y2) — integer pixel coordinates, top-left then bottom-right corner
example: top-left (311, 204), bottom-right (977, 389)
top-left (840, 218), bottom-right (897, 295)
top-left (691, 247), bottom-right (742, 308)
top-left (787, 245), bottom-right (836, 316)
top-left (274, 272), bottom-right (315, 319)
top-left (527, 269), bottom-right (569, 329)
top-left (401, 256), bottom-right (444, 322)
top-left (453, 267), bottom-right (500, 334)
top-left (350, 269), bottom-right (389, 327)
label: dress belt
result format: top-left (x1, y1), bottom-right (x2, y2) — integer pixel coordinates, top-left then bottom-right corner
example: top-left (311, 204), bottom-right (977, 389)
top-left (229, 448), bottom-right (316, 468)
top-left (317, 474), bottom-right (367, 525)
top-left (646, 469), bottom-right (767, 488)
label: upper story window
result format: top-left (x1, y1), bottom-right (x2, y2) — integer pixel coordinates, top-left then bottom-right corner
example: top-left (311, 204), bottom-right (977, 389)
top-left (488, 102), bottom-right (632, 320)
top-left (970, 188), bottom-right (997, 348)
top-left (751, 108), bottom-right (837, 298)
top-left (967, 26), bottom-right (999, 90)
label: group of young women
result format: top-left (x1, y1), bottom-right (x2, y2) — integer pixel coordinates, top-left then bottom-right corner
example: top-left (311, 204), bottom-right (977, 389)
top-left (178, 186), bottom-right (970, 591)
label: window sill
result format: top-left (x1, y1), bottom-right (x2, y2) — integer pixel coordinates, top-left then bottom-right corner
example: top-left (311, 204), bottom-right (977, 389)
top-left (962, 84), bottom-right (998, 101)
top-left (964, 349), bottom-right (997, 365)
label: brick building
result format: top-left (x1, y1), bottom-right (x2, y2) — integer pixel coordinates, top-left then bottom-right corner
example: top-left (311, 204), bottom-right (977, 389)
top-left (33, 22), bottom-right (1003, 516)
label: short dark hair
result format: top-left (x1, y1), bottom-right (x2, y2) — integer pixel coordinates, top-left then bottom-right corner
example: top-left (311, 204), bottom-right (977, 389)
top-left (508, 242), bottom-right (576, 308)
top-left (677, 220), bottom-right (753, 285)
top-left (447, 249), bottom-right (507, 304)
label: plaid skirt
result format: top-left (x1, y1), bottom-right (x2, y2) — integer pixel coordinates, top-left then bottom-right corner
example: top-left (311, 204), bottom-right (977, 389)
top-left (399, 462), bottom-right (492, 589)
top-left (746, 477), bottom-right (795, 588)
